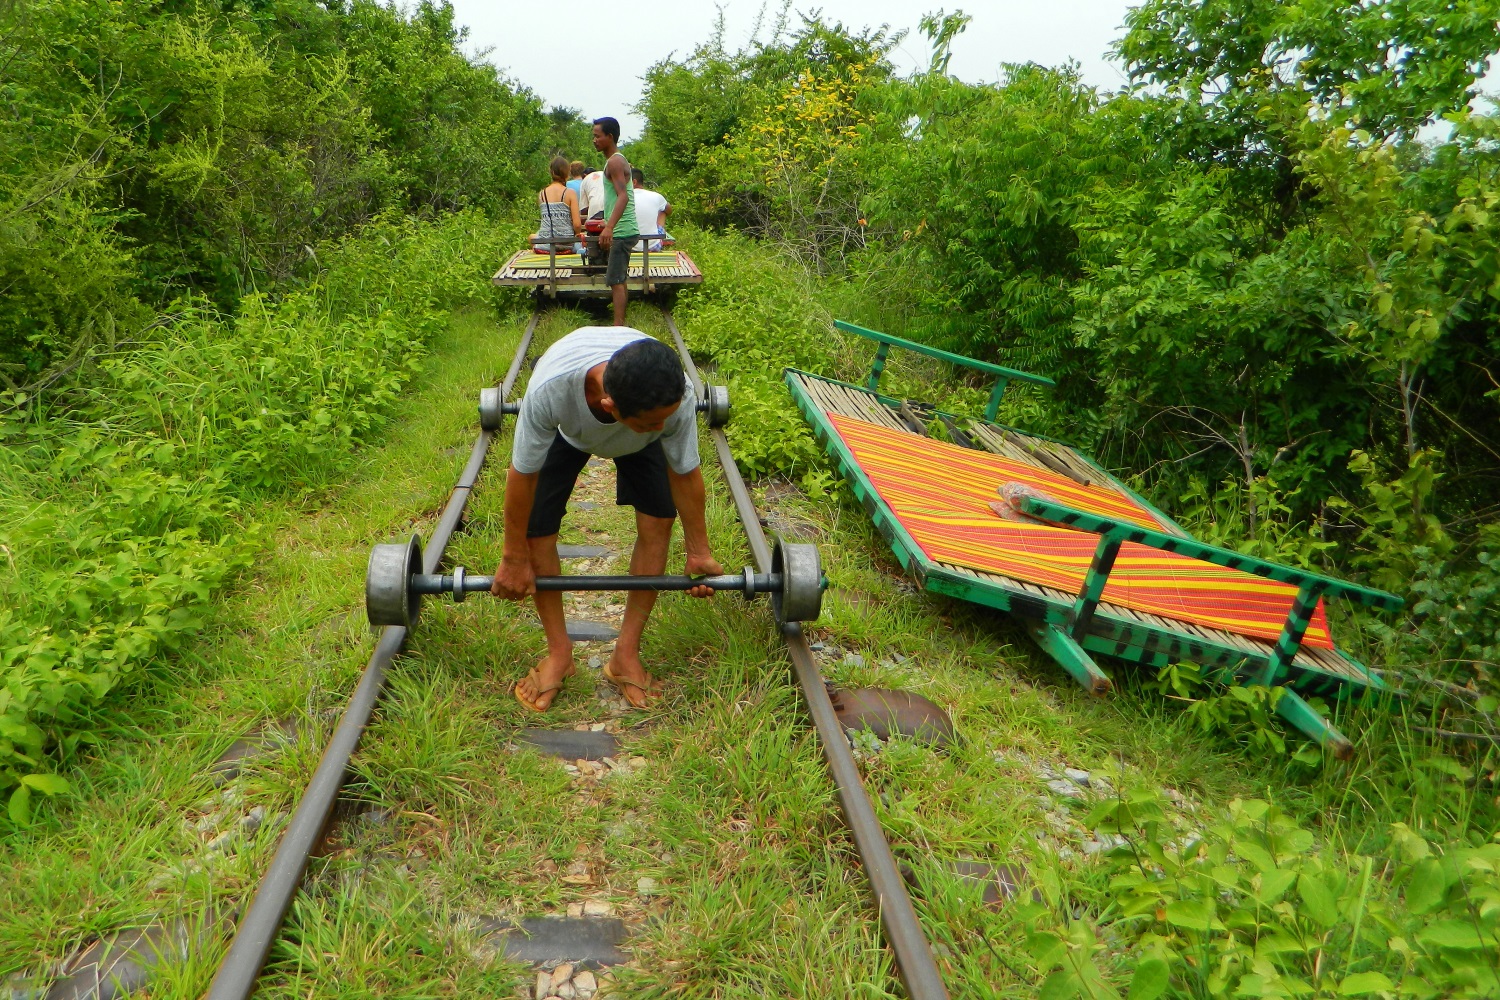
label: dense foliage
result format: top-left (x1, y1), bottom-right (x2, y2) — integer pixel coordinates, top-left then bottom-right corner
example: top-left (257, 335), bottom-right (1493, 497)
top-left (0, 0), bottom-right (554, 822)
top-left (649, 8), bottom-right (1500, 995)
top-left (0, 211), bottom-right (519, 823)
top-left (643, 2), bottom-right (1500, 698)
top-left (0, 0), bottom-right (557, 381)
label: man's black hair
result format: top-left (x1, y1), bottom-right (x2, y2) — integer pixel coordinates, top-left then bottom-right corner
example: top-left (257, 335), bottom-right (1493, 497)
top-left (593, 116), bottom-right (621, 142)
top-left (630, 166), bottom-right (645, 186)
top-left (604, 339), bottom-right (685, 417)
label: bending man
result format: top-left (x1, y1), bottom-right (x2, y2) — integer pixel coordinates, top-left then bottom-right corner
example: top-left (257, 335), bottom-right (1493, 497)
top-left (492, 326), bottom-right (722, 711)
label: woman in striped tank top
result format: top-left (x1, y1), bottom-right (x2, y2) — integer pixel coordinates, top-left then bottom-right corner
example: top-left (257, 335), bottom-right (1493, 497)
top-left (533, 155), bottom-right (583, 256)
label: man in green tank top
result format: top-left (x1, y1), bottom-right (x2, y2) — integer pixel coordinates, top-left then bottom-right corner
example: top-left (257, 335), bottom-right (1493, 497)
top-left (592, 116), bottom-right (639, 326)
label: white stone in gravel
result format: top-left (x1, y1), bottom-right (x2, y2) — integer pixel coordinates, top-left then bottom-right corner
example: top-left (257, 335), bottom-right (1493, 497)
top-left (636, 876), bottom-right (659, 895)
top-left (590, 723), bottom-right (606, 731)
top-left (588, 656), bottom-right (602, 669)
top-left (583, 899), bottom-right (613, 917)
top-left (573, 970), bottom-right (597, 994)
top-left (240, 805), bottom-right (265, 834)
top-left (550, 963), bottom-right (574, 989)
top-left (842, 652), bottom-right (865, 667)
top-left (1048, 779), bottom-right (1085, 799)
top-left (535, 970), bottom-right (553, 998)
top-left (601, 756), bottom-right (617, 769)
top-left (630, 756), bottom-right (646, 768)
top-left (1063, 767), bottom-right (1091, 786)
top-left (567, 902), bottom-right (583, 918)
top-left (558, 983), bottom-right (577, 999)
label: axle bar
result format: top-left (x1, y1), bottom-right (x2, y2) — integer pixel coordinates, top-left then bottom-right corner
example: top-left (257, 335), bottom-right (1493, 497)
top-left (410, 571), bottom-right (778, 596)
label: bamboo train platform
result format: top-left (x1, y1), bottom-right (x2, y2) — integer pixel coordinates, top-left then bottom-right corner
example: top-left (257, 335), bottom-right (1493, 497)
top-left (786, 321), bottom-right (1404, 759)
top-left (493, 245), bottom-right (703, 298)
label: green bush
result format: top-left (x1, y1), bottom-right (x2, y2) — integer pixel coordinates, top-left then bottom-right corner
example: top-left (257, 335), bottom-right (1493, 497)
top-left (674, 228), bottom-right (841, 492)
top-left (0, 0), bottom-right (549, 378)
top-left (0, 210), bottom-right (515, 824)
top-left (1021, 792), bottom-right (1500, 999)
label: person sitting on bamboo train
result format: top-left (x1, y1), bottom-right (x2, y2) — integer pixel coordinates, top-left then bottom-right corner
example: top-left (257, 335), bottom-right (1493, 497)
top-left (592, 116), bottom-right (640, 326)
top-left (577, 163), bottom-right (607, 262)
top-left (630, 167), bottom-right (672, 251)
top-left (566, 160), bottom-right (587, 202)
top-left (532, 155), bottom-right (583, 256)
top-left (578, 164), bottom-right (605, 222)
top-left (491, 327), bottom-right (722, 712)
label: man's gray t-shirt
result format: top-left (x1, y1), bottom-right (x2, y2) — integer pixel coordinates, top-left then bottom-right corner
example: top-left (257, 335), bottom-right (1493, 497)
top-left (511, 326), bottom-right (699, 475)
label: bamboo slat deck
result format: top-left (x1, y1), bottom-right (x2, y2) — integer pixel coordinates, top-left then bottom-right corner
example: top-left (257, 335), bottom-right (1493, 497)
top-left (785, 369), bottom-right (1384, 707)
top-left (492, 248), bottom-right (704, 292)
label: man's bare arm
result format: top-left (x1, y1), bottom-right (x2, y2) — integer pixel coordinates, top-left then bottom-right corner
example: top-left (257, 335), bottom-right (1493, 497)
top-left (492, 466), bottom-right (541, 598)
top-left (667, 467), bottom-right (721, 591)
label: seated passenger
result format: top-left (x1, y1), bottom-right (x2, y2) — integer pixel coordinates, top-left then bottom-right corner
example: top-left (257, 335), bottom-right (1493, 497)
top-left (579, 166), bottom-right (606, 224)
top-left (566, 161), bottom-right (587, 201)
top-left (631, 168), bottom-right (672, 251)
top-left (533, 155), bottom-right (583, 256)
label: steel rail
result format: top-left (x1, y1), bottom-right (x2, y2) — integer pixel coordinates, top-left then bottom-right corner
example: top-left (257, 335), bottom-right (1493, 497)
top-left (204, 308), bottom-right (542, 1000)
top-left (662, 313), bottom-right (950, 1000)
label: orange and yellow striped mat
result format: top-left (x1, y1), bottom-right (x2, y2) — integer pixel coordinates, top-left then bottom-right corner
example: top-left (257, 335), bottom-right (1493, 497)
top-left (829, 413), bottom-right (1331, 648)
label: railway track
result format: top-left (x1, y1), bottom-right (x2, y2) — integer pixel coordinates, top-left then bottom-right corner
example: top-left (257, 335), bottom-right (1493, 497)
top-left (203, 303), bottom-right (950, 1000)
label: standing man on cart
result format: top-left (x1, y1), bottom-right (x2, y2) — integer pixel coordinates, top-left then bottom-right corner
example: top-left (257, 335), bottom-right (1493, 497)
top-left (491, 326), bottom-right (723, 711)
top-left (592, 116), bottom-right (639, 326)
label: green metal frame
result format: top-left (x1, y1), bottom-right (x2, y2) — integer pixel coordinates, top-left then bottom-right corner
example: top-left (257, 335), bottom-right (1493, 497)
top-left (785, 367), bottom-right (1401, 759)
top-left (834, 320), bottom-right (1056, 421)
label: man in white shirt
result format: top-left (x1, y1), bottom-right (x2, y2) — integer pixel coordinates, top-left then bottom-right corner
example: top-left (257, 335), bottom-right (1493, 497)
top-left (578, 169), bottom-right (606, 221)
top-left (630, 168), bottom-right (671, 250)
top-left (492, 327), bottom-right (722, 712)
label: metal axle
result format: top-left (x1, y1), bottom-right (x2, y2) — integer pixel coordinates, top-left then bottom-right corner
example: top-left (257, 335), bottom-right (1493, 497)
top-left (414, 569), bottom-right (778, 601)
top-left (367, 534), bottom-right (824, 627)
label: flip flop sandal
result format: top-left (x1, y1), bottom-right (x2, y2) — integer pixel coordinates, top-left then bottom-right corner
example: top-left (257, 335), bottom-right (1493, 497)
top-left (514, 664), bottom-right (576, 713)
top-left (601, 662), bottom-right (660, 708)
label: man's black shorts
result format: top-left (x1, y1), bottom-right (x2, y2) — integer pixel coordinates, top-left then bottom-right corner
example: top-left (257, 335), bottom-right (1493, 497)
top-left (605, 234), bottom-right (640, 286)
top-left (527, 432), bottom-right (675, 537)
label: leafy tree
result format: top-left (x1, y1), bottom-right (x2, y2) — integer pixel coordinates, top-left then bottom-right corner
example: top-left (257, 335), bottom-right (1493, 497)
top-left (1117, 0), bottom-right (1500, 144)
top-left (0, 0), bottom-right (549, 377)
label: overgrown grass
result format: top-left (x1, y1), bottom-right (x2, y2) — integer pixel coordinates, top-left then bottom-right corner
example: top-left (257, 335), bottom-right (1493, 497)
top-left (0, 211), bottom-right (523, 821)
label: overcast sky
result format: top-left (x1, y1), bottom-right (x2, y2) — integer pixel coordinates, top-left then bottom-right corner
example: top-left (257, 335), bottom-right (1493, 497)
top-left (448, 1), bottom-right (1139, 139)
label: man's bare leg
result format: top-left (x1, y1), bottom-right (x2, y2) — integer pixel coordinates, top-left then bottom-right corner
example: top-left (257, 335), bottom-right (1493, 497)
top-left (611, 282), bottom-right (627, 325)
top-left (606, 512), bottom-right (673, 706)
top-left (515, 534), bottom-right (574, 710)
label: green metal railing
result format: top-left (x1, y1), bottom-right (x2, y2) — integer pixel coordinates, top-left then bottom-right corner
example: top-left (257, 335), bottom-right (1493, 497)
top-left (833, 320), bottom-right (1055, 422)
top-left (1018, 496), bottom-right (1402, 685)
